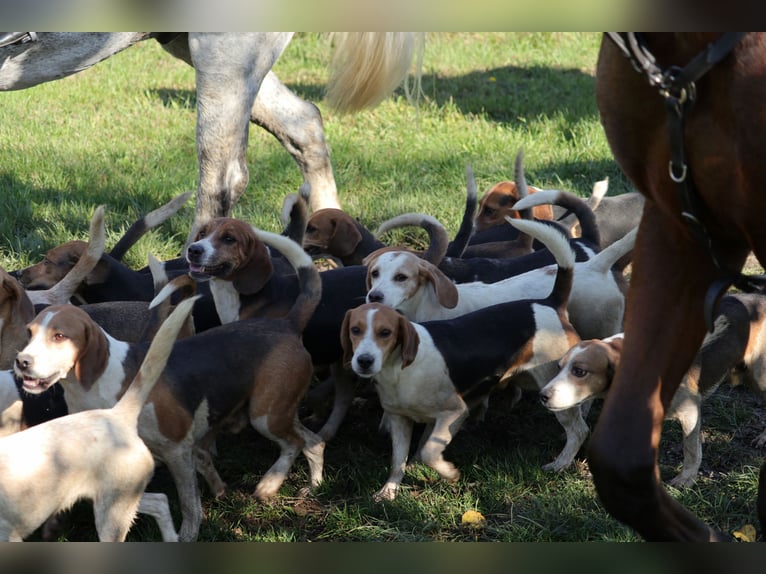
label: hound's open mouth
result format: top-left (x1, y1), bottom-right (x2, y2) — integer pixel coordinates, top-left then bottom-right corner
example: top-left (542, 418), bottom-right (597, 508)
top-left (20, 374), bottom-right (58, 393)
top-left (187, 262), bottom-right (228, 280)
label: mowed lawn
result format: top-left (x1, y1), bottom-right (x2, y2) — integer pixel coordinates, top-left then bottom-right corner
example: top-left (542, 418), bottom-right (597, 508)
top-left (0, 32), bottom-right (762, 542)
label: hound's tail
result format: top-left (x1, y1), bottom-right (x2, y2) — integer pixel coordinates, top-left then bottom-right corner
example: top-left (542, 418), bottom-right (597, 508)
top-left (280, 187), bottom-right (310, 245)
top-left (109, 191), bottom-right (192, 261)
top-left (324, 32), bottom-right (423, 113)
top-left (445, 164), bottom-right (479, 258)
top-left (583, 227), bottom-right (637, 274)
top-left (141, 255), bottom-right (198, 342)
top-left (33, 205), bottom-right (106, 306)
top-left (253, 229), bottom-right (322, 333)
top-left (114, 296), bottom-right (198, 422)
top-left (374, 213), bottom-right (450, 265)
top-left (506, 218), bottom-right (575, 310)
top-left (514, 188), bottom-right (601, 249)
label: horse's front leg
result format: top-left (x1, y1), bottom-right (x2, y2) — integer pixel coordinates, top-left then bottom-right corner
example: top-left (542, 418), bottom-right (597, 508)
top-left (187, 33), bottom-right (292, 243)
top-left (250, 71), bottom-right (340, 212)
top-left (588, 206), bottom-right (728, 541)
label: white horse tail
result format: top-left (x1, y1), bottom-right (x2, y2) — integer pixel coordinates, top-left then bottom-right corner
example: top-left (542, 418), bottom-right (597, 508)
top-left (325, 32), bottom-right (423, 113)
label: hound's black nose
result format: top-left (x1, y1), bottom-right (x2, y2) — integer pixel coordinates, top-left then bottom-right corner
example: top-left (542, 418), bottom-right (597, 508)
top-left (355, 354), bottom-right (375, 371)
top-left (186, 244), bottom-right (203, 261)
top-left (15, 354), bottom-right (32, 371)
top-left (367, 290), bottom-right (384, 304)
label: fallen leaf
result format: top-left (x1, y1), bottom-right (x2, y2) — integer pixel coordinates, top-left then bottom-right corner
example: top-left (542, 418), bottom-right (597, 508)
top-left (732, 524), bottom-right (757, 542)
top-left (461, 510), bottom-right (486, 528)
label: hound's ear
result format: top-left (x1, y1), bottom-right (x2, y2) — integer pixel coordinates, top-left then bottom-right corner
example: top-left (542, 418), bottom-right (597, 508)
top-left (398, 314), bottom-right (420, 369)
top-left (340, 310), bottom-right (354, 368)
top-left (603, 337), bottom-right (624, 383)
top-left (363, 253), bottom-right (381, 291)
top-left (74, 319), bottom-right (110, 391)
top-left (2, 274), bottom-right (34, 323)
top-left (327, 216), bottom-right (362, 258)
top-left (232, 241), bottom-right (274, 295)
top-left (420, 262), bottom-right (458, 309)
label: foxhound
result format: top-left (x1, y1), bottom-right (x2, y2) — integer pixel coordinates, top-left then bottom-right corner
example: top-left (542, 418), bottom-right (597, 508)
top-left (0, 296), bottom-right (195, 541)
top-left (14, 230), bottom-right (324, 542)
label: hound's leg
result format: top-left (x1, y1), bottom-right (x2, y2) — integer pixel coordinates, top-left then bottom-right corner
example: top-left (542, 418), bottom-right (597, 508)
top-left (316, 363), bottom-right (358, 442)
top-left (588, 208), bottom-right (734, 541)
top-left (164, 449), bottom-right (203, 542)
top-left (418, 409), bottom-right (468, 483)
top-left (374, 413), bottom-right (414, 502)
top-left (667, 393), bottom-right (703, 488)
top-left (251, 72), bottom-right (340, 211)
top-left (544, 405), bottom-right (589, 472)
top-left (137, 492), bottom-right (179, 542)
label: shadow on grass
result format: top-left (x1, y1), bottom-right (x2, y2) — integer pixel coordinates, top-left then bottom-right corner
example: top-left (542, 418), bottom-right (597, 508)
top-left (149, 62), bottom-right (598, 127)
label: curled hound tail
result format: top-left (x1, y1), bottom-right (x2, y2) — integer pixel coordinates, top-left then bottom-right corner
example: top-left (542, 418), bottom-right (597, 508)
top-left (325, 32), bottom-right (422, 113)
top-left (506, 218), bottom-right (575, 310)
top-left (254, 229), bottom-right (322, 333)
top-left (114, 296), bottom-right (198, 421)
top-left (514, 188), bottom-right (601, 249)
top-left (374, 213), bottom-right (450, 265)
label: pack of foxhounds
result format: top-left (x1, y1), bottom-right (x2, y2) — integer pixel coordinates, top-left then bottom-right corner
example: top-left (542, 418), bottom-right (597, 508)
top-left (1, 148), bottom-right (764, 543)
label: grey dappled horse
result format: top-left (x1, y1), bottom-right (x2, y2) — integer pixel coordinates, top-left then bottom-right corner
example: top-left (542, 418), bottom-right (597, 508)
top-left (0, 32), bottom-right (418, 244)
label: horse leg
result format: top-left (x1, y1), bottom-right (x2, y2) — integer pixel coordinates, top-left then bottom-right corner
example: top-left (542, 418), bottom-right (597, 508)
top-left (186, 33), bottom-right (292, 242)
top-left (250, 71), bottom-right (340, 212)
top-left (588, 205), bottom-right (729, 541)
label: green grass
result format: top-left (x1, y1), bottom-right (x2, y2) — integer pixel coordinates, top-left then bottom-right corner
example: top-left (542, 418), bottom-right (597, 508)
top-left (0, 32), bottom-right (763, 542)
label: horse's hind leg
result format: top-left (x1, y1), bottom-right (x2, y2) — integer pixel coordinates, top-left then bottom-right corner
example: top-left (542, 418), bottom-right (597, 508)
top-left (250, 71), bottom-right (340, 211)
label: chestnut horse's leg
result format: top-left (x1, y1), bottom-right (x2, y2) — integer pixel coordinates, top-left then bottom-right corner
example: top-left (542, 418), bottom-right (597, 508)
top-left (588, 202), bottom-right (729, 541)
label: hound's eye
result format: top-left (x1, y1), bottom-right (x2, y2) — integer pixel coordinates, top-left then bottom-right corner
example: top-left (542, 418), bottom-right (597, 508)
top-left (571, 366), bottom-right (588, 378)
top-left (306, 225), bottom-right (316, 234)
top-left (482, 207), bottom-right (496, 217)
top-left (196, 230), bottom-right (206, 240)
top-left (394, 274), bottom-right (407, 282)
top-left (222, 234), bottom-right (236, 244)
top-left (378, 328), bottom-right (392, 338)
top-left (370, 269), bottom-right (379, 279)
top-left (53, 333), bottom-right (67, 342)
top-left (350, 326), bottom-right (361, 336)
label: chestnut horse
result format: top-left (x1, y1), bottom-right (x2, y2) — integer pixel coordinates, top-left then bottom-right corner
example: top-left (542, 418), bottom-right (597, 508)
top-left (0, 33), bottom-right (418, 243)
top-left (590, 32), bottom-right (766, 541)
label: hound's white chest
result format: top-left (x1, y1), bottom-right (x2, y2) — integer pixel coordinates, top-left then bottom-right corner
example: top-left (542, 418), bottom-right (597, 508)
top-left (211, 280), bottom-right (241, 324)
top-left (374, 327), bottom-right (461, 422)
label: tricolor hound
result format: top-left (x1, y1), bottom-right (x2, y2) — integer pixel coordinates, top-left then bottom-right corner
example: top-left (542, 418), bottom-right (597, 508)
top-left (342, 219), bottom-right (580, 501)
top-left (14, 229), bottom-right (324, 542)
top-left (0, 296), bottom-right (196, 542)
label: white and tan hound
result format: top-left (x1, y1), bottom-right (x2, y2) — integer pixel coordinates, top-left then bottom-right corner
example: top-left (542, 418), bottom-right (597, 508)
top-left (365, 218), bottom-right (635, 341)
top-left (541, 294), bottom-right (766, 486)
